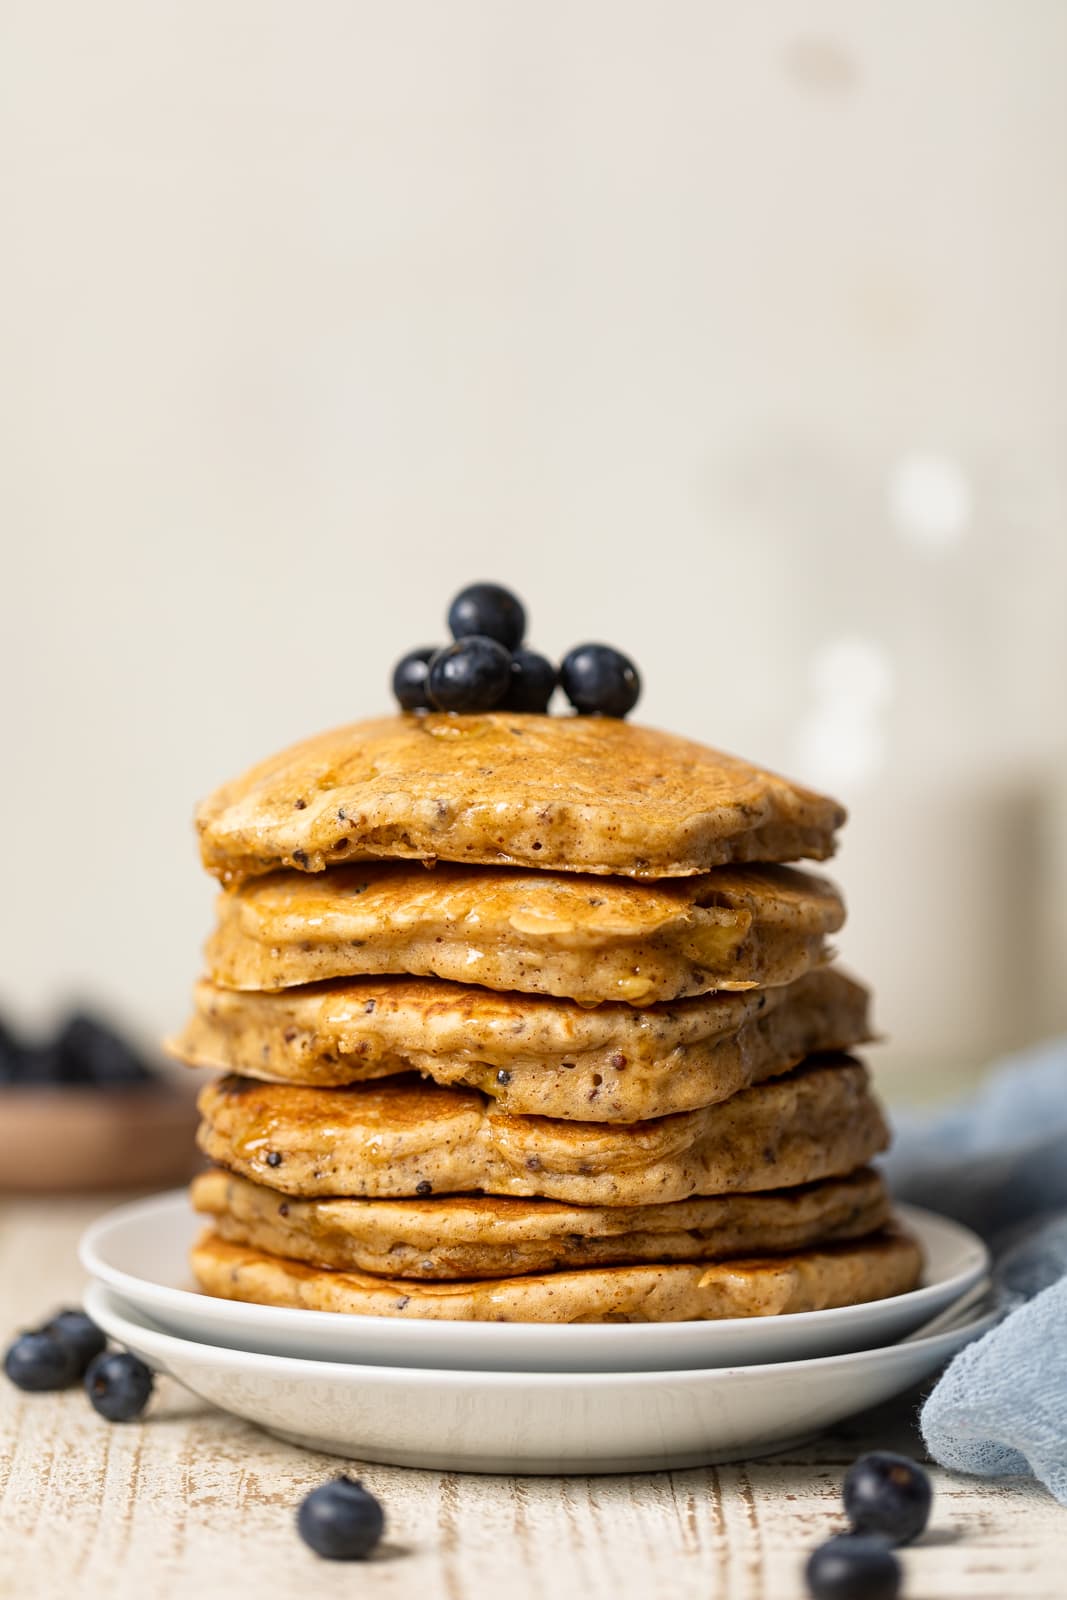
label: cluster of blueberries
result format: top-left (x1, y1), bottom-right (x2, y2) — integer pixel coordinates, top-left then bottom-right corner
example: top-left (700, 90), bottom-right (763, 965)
top-left (0, 1009), bottom-right (156, 1088)
top-left (392, 581), bottom-right (641, 719)
top-left (4, 1309), bottom-right (153, 1422)
top-left (3, 1292), bottom-right (930, 1576)
top-left (807, 1451), bottom-right (933, 1600)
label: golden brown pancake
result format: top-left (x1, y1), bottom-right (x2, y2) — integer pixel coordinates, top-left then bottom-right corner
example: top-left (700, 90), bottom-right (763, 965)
top-left (191, 1166), bottom-right (893, 1279)
top-left (195, 1056), bottom-right (888, 1206)
top-left (196, 712), bottom-right (844, 883)
top-left (171, 968), bottom-right (870, 1122)
top-left (204, 861), bottom-right (844, 1006)
top-left (191, 1227), bottom-right (922, 1322)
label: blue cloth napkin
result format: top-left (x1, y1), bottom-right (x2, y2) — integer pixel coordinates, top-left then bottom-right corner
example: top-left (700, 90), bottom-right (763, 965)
top-left (883, 1037), bottom-right (1067, 1505)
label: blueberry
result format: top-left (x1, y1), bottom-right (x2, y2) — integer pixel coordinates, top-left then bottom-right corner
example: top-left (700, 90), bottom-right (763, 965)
top-left (447, 583), bottom-right (526, 651)
top-left (31, 1020), bottom-right (98, 1086)
top-left (84, 1350), bottom-right (154, 1421)
top-left (0, 1015), bottom-right (27, 1083)
top-left (805, 1536), bottom-right (901, 1600)
top-left (502, 648), bottom-right (558, 713)
top-left (392, 646), bottom-right (438, 712)
top-left (560, 643), bottom-right (641, 718)
top-left (20, 1045), bottom-right (66, 1086)
top-left (38, 1012), bottom-right (152, 1088)
top-left (42, 1309), bottom-right (107, 1375)
top-left (843, 1451), bottom-right (932, 1545)
top-left (297, 1476), bottom-right (385, 1560)
top-left (428, 636), bottom-right (512, 713)
top-left (4, 1330), bottom-right (78, 1392)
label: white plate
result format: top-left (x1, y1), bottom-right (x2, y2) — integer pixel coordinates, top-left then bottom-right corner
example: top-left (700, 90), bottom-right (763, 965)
top-left (84, 1281), bottom-right (997, 1475)
top-left (80, 1190), bottom-right (989, 1373)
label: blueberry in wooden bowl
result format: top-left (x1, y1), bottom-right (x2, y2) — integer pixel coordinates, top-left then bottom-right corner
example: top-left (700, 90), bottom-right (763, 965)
top-left (0, 1008), bottom-right (200, 1193)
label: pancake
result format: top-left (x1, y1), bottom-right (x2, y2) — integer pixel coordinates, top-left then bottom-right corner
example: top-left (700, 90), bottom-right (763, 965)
top-left (196, 712), bottom-right (844, 883)
top-left (191, 1166), bottom-right (893, 1279)
top-left (190, 1227), bottom-right (922, 1322)
top-left (195, 1056), bottom-right (888, 1206)
top-left (171, 967), bottom-right (871, 1122)
top-left (204, 861), bottom-right (844, 1005)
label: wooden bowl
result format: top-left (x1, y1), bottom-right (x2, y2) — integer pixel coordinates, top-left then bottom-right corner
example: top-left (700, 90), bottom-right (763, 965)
top-left (0, 1083), bottom-right (202, 1193)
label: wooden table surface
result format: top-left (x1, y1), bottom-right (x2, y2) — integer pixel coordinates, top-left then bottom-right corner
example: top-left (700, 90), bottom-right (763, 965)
top-left (0, 1193), bottom-right (1061, 1600)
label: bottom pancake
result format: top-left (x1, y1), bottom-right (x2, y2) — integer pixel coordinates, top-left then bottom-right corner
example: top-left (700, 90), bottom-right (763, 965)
top-left (191, 1228), bottom-right (922, 1323)
top-left (191, 1166), bottom-right (893, 1279)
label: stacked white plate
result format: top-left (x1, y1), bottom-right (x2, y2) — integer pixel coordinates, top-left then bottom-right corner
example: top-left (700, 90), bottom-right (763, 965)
top-left (81, 1191), bottom-right (994, 1475)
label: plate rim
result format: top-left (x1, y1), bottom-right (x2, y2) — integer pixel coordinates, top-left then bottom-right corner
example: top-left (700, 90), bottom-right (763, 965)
top-left (79, 1187), bottom-right (990, 1345)
top-left (84, 1278), bottom-right (998, 1387)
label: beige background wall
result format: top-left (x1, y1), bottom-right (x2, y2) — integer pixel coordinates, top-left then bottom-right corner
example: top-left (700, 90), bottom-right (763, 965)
top-left (3, 2), bottom-right (1066, 1084)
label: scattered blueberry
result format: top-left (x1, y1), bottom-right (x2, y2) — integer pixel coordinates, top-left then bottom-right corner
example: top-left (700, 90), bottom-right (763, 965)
top-left (560, 643), bottom-right (641, 718)
top-left (428, 636), bottom-right (512, 713)
top-left (42, 1309), bottom-right (107, 1376)
top-left (4, 1330), bottom-right (78, 1392)
top-left (392, 646), bottom-right (438, 712)
top-left (805, 1536), bottom-right (901, 1600)
top-left (297, 1476), bottom-right (385, 1560)
top-left (84, 1350), bottom-right (154, 1421)
top-left (501, 647), bottom-right (558, 713)
top-left (447, 582), bottom-right (526, 651)
top-left (843, 1452), bottom-right (932, 1546)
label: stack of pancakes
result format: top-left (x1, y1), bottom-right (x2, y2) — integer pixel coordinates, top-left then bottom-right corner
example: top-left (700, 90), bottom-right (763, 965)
top-left (171, 713), bottom-right (921, 1323)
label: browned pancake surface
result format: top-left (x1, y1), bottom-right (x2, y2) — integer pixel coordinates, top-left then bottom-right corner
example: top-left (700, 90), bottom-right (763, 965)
top-left (196, 713), bottom-right (844, 882)
top-left (191, 1227), bottom-right (922, 1322)
top-left (204, 861), bottom-right (844, 1005)
top-left (195, 1056), bottom-right (889, 1206)
top-left (171, 967), bottom-right (870, 1120)
top-left (191, 1166), bottom-right (892, 1278)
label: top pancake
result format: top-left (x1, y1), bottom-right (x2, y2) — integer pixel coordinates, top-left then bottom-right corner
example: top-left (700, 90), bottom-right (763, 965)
top-left (196, 713), bottom-right (845, 882)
